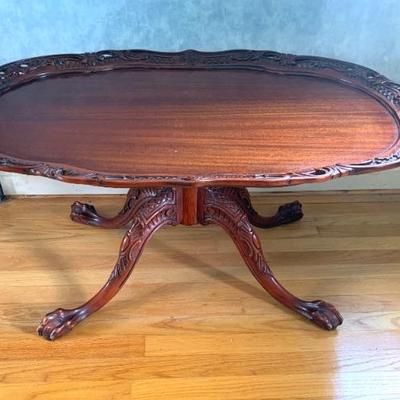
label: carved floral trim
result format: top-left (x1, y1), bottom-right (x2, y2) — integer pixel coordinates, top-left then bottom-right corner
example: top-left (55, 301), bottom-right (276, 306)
top-left (0, 151), bottom-right (400, 188)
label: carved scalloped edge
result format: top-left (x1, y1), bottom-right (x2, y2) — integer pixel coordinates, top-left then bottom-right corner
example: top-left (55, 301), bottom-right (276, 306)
top-left (1, 150), bottom-right (399, 188)
top-left (1, 49), bottom-right (399, 110)
top-left (0, 49), bottom-right (400, 187)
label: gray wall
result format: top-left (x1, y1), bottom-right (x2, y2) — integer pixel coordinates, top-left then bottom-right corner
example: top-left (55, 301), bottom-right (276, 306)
top-left (1, 0), bottom-right (399, 194)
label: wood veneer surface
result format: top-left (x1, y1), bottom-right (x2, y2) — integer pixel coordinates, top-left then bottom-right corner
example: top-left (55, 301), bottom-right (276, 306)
top-left (0, 69), bottom-right (397, 176)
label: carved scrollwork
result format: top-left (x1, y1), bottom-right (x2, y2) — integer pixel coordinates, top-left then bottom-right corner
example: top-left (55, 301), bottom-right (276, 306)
top-left (70, 188), bottom-right (173, 229)
top-left (198, 187), bottom-right (343, 331)
top-left (37, 187), bottom-right (179, 340)
top-left (109, 187), bottom-right (178, 279)
top-left (1, 50), bottom-right (399, 109)
top-left (199, 187), bottom-right (270, 275)
top-left (0, 155), bottom-right (194, 186)
top-left (1, 151), bottom-right (399, 188)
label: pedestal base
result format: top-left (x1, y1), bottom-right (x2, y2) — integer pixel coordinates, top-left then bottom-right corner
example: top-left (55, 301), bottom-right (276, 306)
top-left (38, 186), bottom-right (342, 340)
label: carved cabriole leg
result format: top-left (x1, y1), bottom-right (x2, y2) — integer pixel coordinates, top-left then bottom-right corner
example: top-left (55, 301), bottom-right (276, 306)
top-left (37, 187), bottom-right (179, 340)
top-left (237, 188), bottom-right (303, 229)
top-left (198, 187), bottom-right (343, 330)
top-left (70, 188), bottom-right (139, 229)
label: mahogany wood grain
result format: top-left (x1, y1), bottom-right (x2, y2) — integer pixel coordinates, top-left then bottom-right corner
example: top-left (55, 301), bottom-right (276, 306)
top-left (38, 186), bottom-right (342, 339)
top-left (181, 187), bottom-right (198, 225)
top-left (0, 69), bottom-right (396, 179)
top-left (70, 188), bottom-right (137, 228)
top-left (0, 50), bottom-right (399, 187)
top-left (198, 187), bottom-right (342, 330)
top-left (38, 188), bottom-right (180, 340)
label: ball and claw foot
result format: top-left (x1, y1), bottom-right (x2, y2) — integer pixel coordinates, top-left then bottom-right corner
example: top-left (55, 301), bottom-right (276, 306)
top-left (37, 308), bottom-right (82, 340)
top-left (248, 199), bottom-right (304, 229)
top-left (275, 200), bottom-right (304, 226)
top-left (70, 201), bottom-right (100, 226)
top-left (299, 300), bottom-right (343, 330)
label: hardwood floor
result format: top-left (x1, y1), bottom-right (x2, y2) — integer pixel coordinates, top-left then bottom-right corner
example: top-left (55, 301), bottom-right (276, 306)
top-left (0, 191), bottom-right (399, 399)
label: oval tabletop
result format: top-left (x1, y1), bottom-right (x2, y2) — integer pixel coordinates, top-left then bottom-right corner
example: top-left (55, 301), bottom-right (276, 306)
top-left (0, 50), bottom-right (399, 187)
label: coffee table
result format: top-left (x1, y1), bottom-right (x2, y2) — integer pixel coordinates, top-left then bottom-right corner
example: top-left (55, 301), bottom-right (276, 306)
top-left (0, 50), bottom-right (399, 340)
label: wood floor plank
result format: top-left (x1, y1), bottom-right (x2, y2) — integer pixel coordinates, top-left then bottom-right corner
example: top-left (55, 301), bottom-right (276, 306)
top-left (0, 381), bottom-right (131, 400)
top-left (2, 261), bottom-right (400, 287)
top-left (0, 349), bottom-right (399, 383)
top-left (144, 331), bottom-right (400, 356)
top-left (0, 191), bottom-right (399, 399)
top-left (130, 373), bottom-right (400, 400)
top-left (0, 334), bottom-right (144, 360)
top-left (0, 277), bottom-right (399, 307)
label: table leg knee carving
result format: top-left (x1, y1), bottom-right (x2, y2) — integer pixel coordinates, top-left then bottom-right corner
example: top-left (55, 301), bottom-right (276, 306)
top-left (199, 187), bottom-right (342, 331)
top-left (39, 187), bottom-right (179, 340)
top-left (237, 189), bottom-right (303, 229)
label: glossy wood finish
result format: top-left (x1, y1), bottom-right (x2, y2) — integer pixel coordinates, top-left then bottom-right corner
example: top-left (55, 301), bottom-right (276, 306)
top-left (1, 192), bottom-right (400, 399)
top-left (1, 50), bottom-right (400, 340)
top-left (38, 188), bottom-right (180, 340)
top-left (237, 189), bottom-right (304, 228)
top-left (181, 187), bottom-right (198, 225)
top-left (70, 188), bottom-right (138, 228)
top-left (0, 69), bottom-right (396, 178)
top-left (0, 50), bottom-right (399, 187)
top-left (198, 187), bottom-right (342, 330)
top-left (41, 186), bottom-right (337, 339)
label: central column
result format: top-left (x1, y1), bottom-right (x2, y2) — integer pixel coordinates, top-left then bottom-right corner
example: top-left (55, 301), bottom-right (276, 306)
top-left (180, 186), bottom-right (199, 225)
